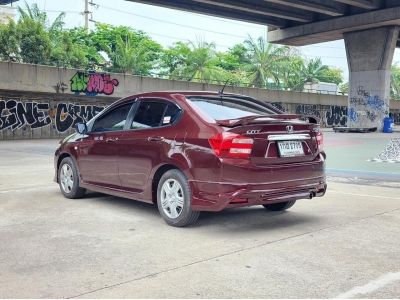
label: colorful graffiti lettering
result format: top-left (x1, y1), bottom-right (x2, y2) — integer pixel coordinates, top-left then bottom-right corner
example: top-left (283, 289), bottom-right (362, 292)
top-left (71, 72), bottom-right (119, 96)
top-left (0, 100), bottom-right (51, 131)
top-left (56, 103), bottom-right (104, 133)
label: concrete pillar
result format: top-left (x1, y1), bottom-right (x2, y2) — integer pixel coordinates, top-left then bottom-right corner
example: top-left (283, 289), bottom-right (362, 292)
top-left (344, 26), bottom-right (399, 130)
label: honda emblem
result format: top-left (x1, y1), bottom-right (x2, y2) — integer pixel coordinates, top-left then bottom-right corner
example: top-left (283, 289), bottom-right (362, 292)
top-left (286, 125), bottom-right (294, 134)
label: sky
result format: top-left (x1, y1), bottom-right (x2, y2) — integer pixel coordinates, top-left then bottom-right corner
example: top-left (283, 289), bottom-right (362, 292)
top-left (9, 0), bottom-right (400, 82)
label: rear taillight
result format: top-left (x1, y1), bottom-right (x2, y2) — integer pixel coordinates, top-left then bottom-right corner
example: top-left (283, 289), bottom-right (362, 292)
top-left (316, 131), bottom-right (323, 151)
top-left (209, 132), bottom-right (254, 158)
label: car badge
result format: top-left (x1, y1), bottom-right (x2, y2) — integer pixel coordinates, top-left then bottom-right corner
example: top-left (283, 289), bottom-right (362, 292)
top-left (286, 125), bottom-right (294, 134)
top-left (246, 129), bottom-right (260, 134)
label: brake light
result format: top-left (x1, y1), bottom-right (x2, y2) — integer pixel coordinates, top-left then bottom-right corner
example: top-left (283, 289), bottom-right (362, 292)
top-left (209, 132), bottom-right (254, 158)
top-left (316, 131), bottom-right (323, 151)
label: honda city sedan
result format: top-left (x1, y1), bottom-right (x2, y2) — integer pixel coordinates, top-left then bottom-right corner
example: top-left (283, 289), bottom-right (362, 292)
top-left (55, 91), bottom-right (326, 226)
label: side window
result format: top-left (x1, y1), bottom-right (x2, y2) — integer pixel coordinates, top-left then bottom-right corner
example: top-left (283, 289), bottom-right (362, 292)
top-left (91, 103), bottom-right (132, 132)
top-left (161, 104), bottom-right (181, 126)
top-left (131, 101), bottom-right (167, 129)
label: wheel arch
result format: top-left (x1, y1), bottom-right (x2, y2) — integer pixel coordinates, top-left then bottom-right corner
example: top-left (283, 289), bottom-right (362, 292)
top-left (151, 163), bottom-right (188, 204)
top-left (56, 152), bottom-right (79, 182)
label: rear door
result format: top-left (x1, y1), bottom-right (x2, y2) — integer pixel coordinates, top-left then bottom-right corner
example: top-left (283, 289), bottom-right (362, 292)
top-left (117, 99), bottom-right (182, 194)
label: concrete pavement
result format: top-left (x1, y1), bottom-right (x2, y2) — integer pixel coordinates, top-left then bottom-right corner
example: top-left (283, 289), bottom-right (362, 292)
top-left (0, 136), bottom-right (400, 298)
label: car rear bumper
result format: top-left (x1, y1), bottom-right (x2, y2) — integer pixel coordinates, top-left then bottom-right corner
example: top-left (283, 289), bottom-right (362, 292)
top-left (190, 177), bottom-right (326, 211)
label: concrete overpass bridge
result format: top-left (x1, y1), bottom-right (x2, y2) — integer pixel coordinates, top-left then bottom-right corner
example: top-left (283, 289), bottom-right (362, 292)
top-left (128, 0), bottom-right (400, 130)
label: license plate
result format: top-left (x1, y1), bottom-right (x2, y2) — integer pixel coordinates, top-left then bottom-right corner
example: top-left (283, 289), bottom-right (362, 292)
top-left (277, 141), bottom-right (304, 157)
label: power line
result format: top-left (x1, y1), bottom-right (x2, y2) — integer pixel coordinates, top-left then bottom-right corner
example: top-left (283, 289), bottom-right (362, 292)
top-left (39, 8), bottom-right (348, 57)
top-left (96, 4), bottom-right (347, 51)
top-left (97, 3), bottom-right (251, 39)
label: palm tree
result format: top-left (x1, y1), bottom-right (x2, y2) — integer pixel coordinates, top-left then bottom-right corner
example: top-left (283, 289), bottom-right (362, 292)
top-left (18, 1), bottom-right (65, 37)
top-left (243, 36), bottom-right (289, 88)
top-left (170, 39), bottom-right (229, 84)
top-left (299, 58), bottom-right (329, 84)
top-left (110, 34), bottom-right (152, 75)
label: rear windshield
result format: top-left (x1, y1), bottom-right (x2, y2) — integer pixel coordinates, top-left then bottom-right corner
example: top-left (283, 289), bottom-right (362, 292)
top-left (188, 97), bottom-right (276, 120)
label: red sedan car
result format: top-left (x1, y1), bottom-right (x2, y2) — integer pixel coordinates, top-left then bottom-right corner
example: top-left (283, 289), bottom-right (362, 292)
top-left (55, 91), bottom-right (326, 227)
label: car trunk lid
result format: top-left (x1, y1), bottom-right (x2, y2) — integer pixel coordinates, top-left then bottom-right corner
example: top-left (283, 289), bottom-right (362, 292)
top-left (216, 115), bottom-right (321, 165)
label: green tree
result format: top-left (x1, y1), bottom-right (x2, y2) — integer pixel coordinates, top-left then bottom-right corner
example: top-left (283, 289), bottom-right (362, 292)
top-left (0, 20), bottom-right (19, 61)
top-left (391, 64), bottom-right (400, 100)
top-left (49, 30), bottom-right (89, 68)
top-left (91, 23), bottom-right (162, 75)
top-left (216, 44), bottom-right (248, 71)
top-left (17, 2), bottom-right (69, 65)
top-left (276, 48), bottom-right (304, 91)
top-left (67, 27), bottom-right (106, 69)
top-left (243, 36), bottom-right (289, 88)
top-left (320, 67), bottom-right (343, 85)
top-left (17, 17), bottom-right (51, 64)
top-left (163, 40), bottom-right (229, 83)
top-left (299, 58), bottom-right (329, 84)
top-left (339, 82), bottom-right (349, 95)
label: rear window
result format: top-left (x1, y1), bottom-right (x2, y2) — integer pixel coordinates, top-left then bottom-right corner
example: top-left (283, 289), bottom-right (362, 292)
top-left (188, 97), bottom-right (275, 120)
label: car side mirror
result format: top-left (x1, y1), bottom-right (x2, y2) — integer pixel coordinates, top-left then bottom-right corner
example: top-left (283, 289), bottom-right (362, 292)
top-left (76, 123), bottom-right (88, 134)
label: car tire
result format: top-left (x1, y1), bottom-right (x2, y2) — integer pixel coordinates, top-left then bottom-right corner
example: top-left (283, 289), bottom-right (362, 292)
top-left (58, 157), bottom-right (86, 199)
top-left (263, 200), bottom-right (296, 211)
top-left (157, 169), bottom-right (200, 227)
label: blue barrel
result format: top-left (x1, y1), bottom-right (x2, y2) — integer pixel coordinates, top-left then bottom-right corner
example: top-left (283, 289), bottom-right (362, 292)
top-left (383, 117), bottom-right (394, 133)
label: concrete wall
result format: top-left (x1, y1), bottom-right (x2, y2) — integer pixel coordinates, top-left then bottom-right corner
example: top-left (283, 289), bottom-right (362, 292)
top-left (0, 62), bottom-right (399, 140)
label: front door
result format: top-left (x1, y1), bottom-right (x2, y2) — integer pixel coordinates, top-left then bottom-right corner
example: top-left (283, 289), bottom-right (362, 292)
top-left (77, 102), bottom-right (133, 188)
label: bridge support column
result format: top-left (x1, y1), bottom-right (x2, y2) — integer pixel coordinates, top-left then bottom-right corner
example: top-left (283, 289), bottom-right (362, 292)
top-left (344, 26), bottom-right (399, 130)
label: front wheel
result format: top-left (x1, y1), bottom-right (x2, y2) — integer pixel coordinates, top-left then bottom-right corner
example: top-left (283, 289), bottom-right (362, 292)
top-left (263, 200), bottom-right (296, 211)
top-left (58, 157), bottom-right (86, 199)
top-left (157, 169), bottom-right (200, 227)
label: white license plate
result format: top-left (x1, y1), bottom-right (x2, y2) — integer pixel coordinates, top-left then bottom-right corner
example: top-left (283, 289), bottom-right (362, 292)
top-left (277, 141), bottom-right (304, 157)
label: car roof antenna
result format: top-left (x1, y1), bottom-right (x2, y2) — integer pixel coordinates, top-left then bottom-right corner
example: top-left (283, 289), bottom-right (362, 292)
top-left (218, 79), bottom-right (231, 97)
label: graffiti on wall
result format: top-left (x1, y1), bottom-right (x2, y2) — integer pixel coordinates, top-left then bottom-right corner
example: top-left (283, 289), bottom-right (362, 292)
top-left (325, 105), bottom-right (348, 127)
top-left (0, 100), bottom-right (51, 131)
top-left (70, 71), bottom-right (119, 96)
top-left (0, 100), bottom-right (105, 134)
top-left (56, 103), bottom-right (104, 133)
top-left (270, 102), bottom-right (286, 112)
top-left (295, 104), bottom-right (321, 118)
top-left (349, 86), bottom-right (389, 126)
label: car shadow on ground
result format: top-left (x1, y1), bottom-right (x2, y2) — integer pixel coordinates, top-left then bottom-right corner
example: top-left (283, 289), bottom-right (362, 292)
top-left (83, 191), bottom-right (321, 232)
top-left (197, 208), bottom-right (321, 232)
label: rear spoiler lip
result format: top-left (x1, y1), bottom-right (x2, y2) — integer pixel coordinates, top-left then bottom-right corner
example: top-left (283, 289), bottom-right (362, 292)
top-left (216, 114), bottom-right (320, 127)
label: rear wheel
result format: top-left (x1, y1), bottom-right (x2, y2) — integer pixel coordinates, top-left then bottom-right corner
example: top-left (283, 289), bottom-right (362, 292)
top-left (58, 157), bottom-right (86, 199)
top-left (263, 200), bottom-right (296, 211)
top-left (157, 169), bottom-right (200, 227)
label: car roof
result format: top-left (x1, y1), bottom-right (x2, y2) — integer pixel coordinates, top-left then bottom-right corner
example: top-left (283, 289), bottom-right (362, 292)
top-left (124, 91), bottom-right (248, 99)
top-left (110, 91), bottom-right (282, 114)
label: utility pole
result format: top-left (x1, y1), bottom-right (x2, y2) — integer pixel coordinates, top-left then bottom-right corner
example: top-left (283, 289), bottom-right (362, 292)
top-left (84, 0), bottom-right (89, 31)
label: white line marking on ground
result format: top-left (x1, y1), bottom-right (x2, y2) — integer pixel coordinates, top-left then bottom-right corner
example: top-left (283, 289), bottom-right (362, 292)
top-left (0, 186), bottom-right (55, 194)
top-left (336, 272), bottom-right (400, 298)
top-left (329, 190), bottom-right (400, 200)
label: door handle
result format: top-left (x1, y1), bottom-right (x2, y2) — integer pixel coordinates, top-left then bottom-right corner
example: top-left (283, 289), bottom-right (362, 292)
top-left (147, 136), bottom-right (164, 142)
top-left (105, 137), bottom-right (118, 143)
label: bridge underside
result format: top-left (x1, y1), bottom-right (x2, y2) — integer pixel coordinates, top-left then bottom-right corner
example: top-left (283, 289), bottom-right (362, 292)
top-left (128, 0), bottom-right (400, 46)
top-left (133, 1), bottom-right (400, 129)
